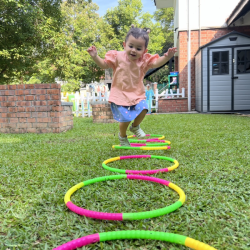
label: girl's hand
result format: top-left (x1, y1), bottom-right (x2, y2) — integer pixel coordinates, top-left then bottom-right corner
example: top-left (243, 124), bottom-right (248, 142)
top-left (164, 47), bottom-right (177, 58)
top-left (87, 45), bottom-right (97, 58)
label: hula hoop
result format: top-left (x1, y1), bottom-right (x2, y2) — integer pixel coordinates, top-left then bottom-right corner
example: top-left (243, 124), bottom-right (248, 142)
top-left (112, 145), bottom-right (171, 150)
top-left (102, 155), bottom-right (179, 175)
top-left (53, 230), bottom-right (217, 250)
top-left (128, 134), bottom-right (165, 140)
top-left (113, 134), bottom-right (171, 150)
top-left (64, 174), bottom-right (185, 221)
top-left (56, 133), bottom-right (218, 250)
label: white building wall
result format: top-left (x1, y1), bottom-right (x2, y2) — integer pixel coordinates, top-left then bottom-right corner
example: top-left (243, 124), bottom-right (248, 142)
top-left (178, 0), bottom-right (239, 31)
top-left (169, 0), bottom-right (240, 53)
top-left (174, 0), bottom-right (179, 49)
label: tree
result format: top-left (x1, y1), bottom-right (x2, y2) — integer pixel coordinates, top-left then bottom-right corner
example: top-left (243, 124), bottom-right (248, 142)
top-left (38, 0), bottom-right (171, 91)
top-left (55, 0), bottom-right (120, 89)
top-left (153, 7), bottom-right (174, 52)
top-left (3, 0), bottom-right (174, 91)
top-left (145, 7), bottom-right (174, 84)
top-left (0, 0), bottom-right (65, 84)
top-left (140, 12), bottom-right (165, 55)
top-left (104, 0), bottom-right (143, 46)
top-left (28, 0), bottom-right (120, 91)
top-left (104, 0), bottom-right (166, 55)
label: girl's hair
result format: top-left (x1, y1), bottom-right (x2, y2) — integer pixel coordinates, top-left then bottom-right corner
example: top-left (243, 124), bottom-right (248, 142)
top-left (125, 24), bottom-right (151, 48)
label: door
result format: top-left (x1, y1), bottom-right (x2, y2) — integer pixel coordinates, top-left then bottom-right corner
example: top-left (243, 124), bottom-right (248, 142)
top-left (233, 47), bottom-right (250, 110)
top-left (209, 48), bottom-right (232, 111)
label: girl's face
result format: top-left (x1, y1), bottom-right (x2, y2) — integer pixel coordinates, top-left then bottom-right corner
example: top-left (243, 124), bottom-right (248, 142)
top-left (123, 35), bottom-right (148, 61)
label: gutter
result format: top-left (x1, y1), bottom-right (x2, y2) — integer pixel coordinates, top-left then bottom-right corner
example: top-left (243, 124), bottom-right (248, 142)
top-left (187, 0), bottom-right (191, 111)
top-left (227, 0), bottom-right (249, 26)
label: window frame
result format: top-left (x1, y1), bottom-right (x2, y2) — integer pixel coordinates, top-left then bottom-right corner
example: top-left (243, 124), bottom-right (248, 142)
top-left (212, 51), bottom-right (229, 75)
top-left (237, 49), bottom-right (250, 74)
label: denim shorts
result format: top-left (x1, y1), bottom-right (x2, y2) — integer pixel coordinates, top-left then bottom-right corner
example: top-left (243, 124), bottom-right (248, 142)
top-left (110, 100), bottom-right (148, 122)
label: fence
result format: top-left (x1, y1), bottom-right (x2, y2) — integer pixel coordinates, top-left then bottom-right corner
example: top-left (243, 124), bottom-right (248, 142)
top-left (157, 83), bottom-right (168, 94)
top-left (67, 87), bottom-right (185, 117)
top-left (72, 91), bottom-right (110, 117)
top-left (160, 88), bottom-right (185, 98)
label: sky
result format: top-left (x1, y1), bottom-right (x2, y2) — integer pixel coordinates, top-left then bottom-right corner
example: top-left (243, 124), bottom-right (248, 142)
top-left (92, 0), bottom-right (157, 17)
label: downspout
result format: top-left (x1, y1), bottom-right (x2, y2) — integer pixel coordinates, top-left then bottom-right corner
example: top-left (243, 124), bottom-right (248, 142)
top-left (199, 0), bottom-right (201, 47)
top-left (187, 0), bottom-right (191, 111)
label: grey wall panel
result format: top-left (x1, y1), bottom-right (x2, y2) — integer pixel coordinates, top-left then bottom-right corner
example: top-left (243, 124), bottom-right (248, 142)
top-left (195, 51), bottom-right (201, 112)
top-left (235, 84), bottom-right (250, 91)
top-left (210, 35), bottom-right (250, 47)
top-left (202, 49), bottom-right (208, 112)
top-left (234, 46), bottom-right (250, 110)
top-left (209, 48), bottom-right (232, 111)
top-left (234, 90), bottom-right (250, 109)
top-left (210, 93), bottom-right (231, 100)
top-left (234, 36), bottom-right (250, 45)
top-left (197, 35), bottom-right (250, 112)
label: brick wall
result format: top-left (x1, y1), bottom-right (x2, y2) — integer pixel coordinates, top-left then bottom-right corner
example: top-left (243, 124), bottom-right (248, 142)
top-left (0, 84), bottom-right (73, 133)
top-left (91, 102), bottom-right (116, 123)
top-left (177, 26), bottom-right (250, 110)
top-left (158, 98), bottom-right (188, 113)
top-left (174, 56), bottom-right (178, 72)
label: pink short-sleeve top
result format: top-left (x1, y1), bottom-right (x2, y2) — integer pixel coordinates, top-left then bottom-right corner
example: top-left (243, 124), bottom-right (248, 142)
top-left (104, 50), bottom-right (159, 106)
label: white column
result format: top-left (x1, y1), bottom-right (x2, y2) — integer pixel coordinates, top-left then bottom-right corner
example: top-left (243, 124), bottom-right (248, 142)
top-left (187, 0), bottom-right (191, 111)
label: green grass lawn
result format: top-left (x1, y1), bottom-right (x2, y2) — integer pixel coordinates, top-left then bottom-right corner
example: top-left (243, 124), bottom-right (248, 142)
top-left (0, 114), bottom-right (250, 250)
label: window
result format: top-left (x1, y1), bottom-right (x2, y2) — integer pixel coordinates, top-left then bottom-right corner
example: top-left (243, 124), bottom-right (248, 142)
top-left (237, 49), bottom-right (250, 73)
top-left (212, 51), bottom-right (229, 75)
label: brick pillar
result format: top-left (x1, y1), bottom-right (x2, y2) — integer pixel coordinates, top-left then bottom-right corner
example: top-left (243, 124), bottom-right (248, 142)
top-left (91, 101), bottom-right (116, 123)
top-left (0, 84), bottom-right (73, 133)
top-left (158, 98), bottom-right (188, 113)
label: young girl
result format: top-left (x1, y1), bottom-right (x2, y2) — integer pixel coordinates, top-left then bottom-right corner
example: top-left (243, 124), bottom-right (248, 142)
top-left (87, 25), bottom-right (177, 146)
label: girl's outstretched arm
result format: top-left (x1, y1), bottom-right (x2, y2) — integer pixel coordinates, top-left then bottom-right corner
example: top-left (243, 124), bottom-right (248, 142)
top-left (87, 45), bottom-right (109, 69)
top-left (150, 47), bottom-right (177, 69)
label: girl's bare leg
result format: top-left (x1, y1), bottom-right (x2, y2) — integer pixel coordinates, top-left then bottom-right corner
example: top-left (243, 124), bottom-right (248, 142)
top-left (132, 109), bottom-right (147, 127)
top-left (119, 109), bottom-right (147, 137)
top-left (119, 121), bottom-right (131, 137)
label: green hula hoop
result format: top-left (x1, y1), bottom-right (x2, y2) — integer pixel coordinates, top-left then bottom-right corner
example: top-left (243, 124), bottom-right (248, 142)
top-left (53, 230), bottom-right (217, 250)
top-left (112, 134), bottom-right (171, 150)
top-left (64, 174), bottom-right (185, 221)
top-left (102, 155), bottom-right (179, 175)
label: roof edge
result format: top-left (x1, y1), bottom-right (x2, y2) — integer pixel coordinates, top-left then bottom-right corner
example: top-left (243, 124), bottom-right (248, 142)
top-left (227, 0), bottom-right (249, 26)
